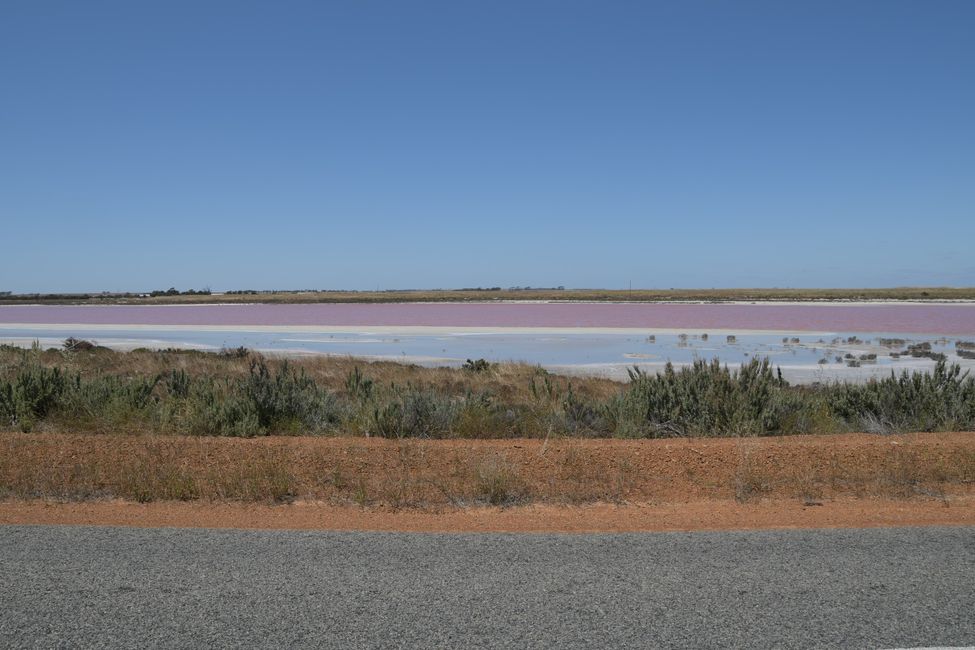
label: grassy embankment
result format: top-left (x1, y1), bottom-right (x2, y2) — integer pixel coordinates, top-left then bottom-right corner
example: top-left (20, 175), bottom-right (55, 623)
top-left (1, 344), bottom-right (974, 506)
top-left (3, 286), bottom-right (975, 305)
top-left (4, 344), bottom-right (975, 439)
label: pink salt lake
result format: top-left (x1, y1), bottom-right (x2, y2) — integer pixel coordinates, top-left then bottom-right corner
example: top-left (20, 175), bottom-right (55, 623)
top-left (1, 302), bottom-right (974, 335)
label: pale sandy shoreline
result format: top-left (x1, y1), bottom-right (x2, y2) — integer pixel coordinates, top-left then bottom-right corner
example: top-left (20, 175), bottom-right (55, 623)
top-left (4, 333), bottom-right (975, 385)
top-left (0, 337), bottom-right (960, 384)
top-left (4, 321), bottom-right (974, 385)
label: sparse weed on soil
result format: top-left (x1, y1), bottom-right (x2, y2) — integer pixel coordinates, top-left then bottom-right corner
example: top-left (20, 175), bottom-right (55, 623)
top-left (2, 432), bottom-right (973, 507)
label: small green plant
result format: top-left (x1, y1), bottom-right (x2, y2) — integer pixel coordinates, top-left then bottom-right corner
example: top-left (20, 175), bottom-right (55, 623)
top-left (0, 357), bottom-right (68, 431)
top-left (529, 375), bottom-right (558, 401)
top-left (345, 366), bottom-right (374, 400)
top-left (166, 369), bottom-right (191, 399)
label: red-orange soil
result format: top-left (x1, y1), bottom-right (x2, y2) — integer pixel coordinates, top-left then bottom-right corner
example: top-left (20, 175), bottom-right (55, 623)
top-left (2, 497), bottom-right (973, 533)
top-left (2, 431), bottom-right (974, 532)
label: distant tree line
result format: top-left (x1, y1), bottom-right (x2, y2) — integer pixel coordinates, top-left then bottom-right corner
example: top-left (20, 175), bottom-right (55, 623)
top-left (149, 287), bottom-right (211, 297)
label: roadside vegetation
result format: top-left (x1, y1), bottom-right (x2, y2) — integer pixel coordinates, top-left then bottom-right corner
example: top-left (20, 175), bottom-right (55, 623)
top-left (2, 343), bottom-right (974, 439)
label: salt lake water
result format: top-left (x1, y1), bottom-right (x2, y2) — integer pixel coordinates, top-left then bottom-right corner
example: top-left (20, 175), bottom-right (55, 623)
top-left (2, 302), bottom-right (974, 383)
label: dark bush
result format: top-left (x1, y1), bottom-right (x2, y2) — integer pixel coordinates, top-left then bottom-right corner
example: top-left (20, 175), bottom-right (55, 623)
top-left (63, 337), bottom-right (96, 352)
top-left (463, 358), bottom-right (492, 373)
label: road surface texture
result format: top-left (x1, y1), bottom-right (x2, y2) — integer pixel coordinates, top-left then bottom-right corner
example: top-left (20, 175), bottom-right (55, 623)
top-left (1, 525), bottom-right (973, 648)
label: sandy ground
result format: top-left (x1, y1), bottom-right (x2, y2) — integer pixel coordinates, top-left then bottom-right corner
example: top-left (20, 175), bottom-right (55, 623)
top-left (3, 431), bottom-right (974, 532)
top-left (2, 498), bottom-right (972, 533)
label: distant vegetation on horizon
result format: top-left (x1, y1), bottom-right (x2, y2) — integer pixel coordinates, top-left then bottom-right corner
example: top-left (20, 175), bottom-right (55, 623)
top-left (2, 286), bottom-right (975, 305)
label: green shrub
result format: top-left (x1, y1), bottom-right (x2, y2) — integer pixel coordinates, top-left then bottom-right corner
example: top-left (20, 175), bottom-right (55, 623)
top-left (558, 384), bottom-right (609, 436)
top-left (370, 388), bottom-right (458, 438)
top-left (189, 386), bottom-right (262, 437)
top-left (0, 359), bottom-right (68, 431)
top-left (58, 373), bottom-right (161, 430)
top-left (609, 359), bottom-right (792, 437)
top-left (345, 366), bottom-right (373, 401)
top-left (463, 358), bottom-right (492, 373)
top-left (241, 360), bottom-right (339, 433)
top-left (166, 369), bottom-right (191, 399)
top-left (826, 360), bottom-right (975, 432)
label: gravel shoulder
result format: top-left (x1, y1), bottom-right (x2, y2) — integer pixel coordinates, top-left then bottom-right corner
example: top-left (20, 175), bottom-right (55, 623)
top-left (2, 497), bottom-right (974, 533)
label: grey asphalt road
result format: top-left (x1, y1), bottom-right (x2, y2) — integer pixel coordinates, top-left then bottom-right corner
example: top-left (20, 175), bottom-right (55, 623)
top-left (1, 525), bottom-right (973, 649)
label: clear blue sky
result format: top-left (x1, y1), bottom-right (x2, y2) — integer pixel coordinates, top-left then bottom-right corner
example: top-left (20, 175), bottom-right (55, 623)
top-left (2, 1), bottom-right (973, 292)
